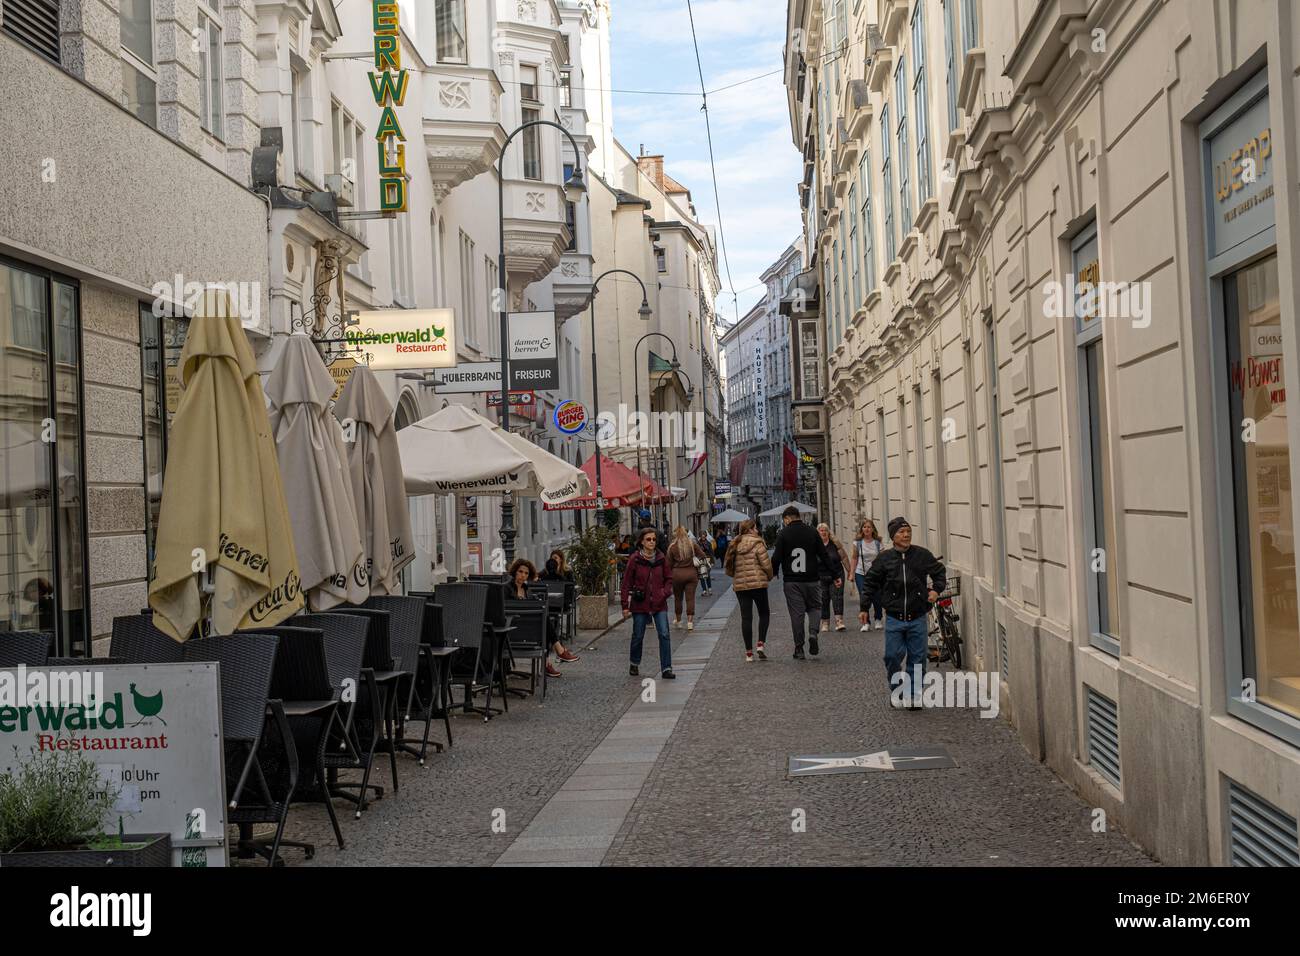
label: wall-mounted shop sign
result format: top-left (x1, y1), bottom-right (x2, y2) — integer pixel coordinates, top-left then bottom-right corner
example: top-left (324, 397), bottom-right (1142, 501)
top-left (753, 343), bottom-right (768, 441)
top-left (329, 356), bottom-right (359, 400)
top-left (1205, 77), bottom-right (1274, 261)
top-left (554, 400), bottom-right (587, 434)
top-left (349, 309), bottom-right (456, 370)
top-left (371, 1), bottom-right (409, 213)
top-left (509, 311), bottom-right (559, 390)
top-left (487, 389), bottom-right (537, 410)
top-left (435, 361), bottom-right (503, 394)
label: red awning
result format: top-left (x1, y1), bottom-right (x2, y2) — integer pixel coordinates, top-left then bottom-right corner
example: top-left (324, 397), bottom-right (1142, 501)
top-left (544, 454), bottom-right (674, 510)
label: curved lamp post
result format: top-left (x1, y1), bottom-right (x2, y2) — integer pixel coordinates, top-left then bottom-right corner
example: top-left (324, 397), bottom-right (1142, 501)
top-left (588, 270), bottom-right (652, 508)
top-left (496, 120), bottom-right (585, 564)
top-left (633, 331), bottom-right (679, 528)
top-left (651, 364), bottom-right (694, 529)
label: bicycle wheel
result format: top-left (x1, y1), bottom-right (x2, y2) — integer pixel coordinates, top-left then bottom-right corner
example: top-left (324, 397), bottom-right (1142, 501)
top-left (941, 614), bottom-right (963, 669)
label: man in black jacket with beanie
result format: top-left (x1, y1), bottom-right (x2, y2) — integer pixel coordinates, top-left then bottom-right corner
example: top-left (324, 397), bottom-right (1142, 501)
top-left (862, 517), bottom-right (946, 706)
top-left (770, 505), bottom-right (837, 659)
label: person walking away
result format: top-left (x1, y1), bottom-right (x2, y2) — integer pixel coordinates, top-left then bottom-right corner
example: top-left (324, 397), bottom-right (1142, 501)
top-left (698, 531), bottom-right (715, 595)
top-left (816, 523), bottom-right (850, 632)
top-left (726, 520), bottom-right (774, 661)
top-left (850, 520), bottom-right (885, 631)
top-left (621, 526), bottom-right (675, 679)
top-left (861, 517), bottom-right (946, 708)
top-left (715, 530), bottom-right (729, 569)
top-left (769, 506), bottom-right (836, 659)
top-left (506, 558), bottom-right (578, 679)
top-left (666, 526), bottom-right (708, 630)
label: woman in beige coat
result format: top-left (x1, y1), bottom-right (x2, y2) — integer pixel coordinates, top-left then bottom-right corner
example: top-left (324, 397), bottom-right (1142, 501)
top-left (725, 520), bottom-right (774, 662)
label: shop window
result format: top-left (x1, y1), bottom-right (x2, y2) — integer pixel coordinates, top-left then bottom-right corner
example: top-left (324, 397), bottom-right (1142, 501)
top-left (140, 303), bottom-right (190, 582)
top-left (0, 260), bottom-right (87, 656)
top-left (1225, 254), bottom-right (1298, 719)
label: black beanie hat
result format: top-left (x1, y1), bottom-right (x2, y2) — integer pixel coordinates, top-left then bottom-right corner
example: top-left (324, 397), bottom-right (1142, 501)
top-left (887, 517), bottom-right (911, 539)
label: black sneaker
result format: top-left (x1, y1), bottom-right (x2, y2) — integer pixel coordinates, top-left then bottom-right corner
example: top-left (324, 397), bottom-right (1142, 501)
top-left (629, 664), bottom-right (639, 677)
top-left (661, 669), bottom-right (676, 679)
top-left (809, 636), bottom-right (820, 656)
top-left (793, 647), bottom-right (806, 660)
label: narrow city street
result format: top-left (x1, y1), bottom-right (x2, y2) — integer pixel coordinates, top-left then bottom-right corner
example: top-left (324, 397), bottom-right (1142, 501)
top-left (271, 574), bottom-right (1152, 867)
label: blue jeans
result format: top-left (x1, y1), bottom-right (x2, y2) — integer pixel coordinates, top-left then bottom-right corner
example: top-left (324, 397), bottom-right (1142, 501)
top-left (883, 615), bottom-right (928, 692)
top-left (631, 611), bottom-right (672, 671)
top-left (855, 573), bottom-right (883, 622)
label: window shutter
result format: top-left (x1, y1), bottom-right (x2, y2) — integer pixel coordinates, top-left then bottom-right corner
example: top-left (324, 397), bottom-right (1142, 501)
top-left (2, 0), bottom-right (61, 64)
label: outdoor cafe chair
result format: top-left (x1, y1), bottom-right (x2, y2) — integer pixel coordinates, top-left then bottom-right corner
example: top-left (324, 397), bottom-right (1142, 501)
top-left (436, 583), bottom-right (503, 721)
top-left (0, 631), bottom-right (52, 668)
top-left (110, 613), bottom-right (184, 664)
top-left (181, 632), bottom-right (304, 867)
top-left (503, 599), bottom-right (549, 700)
top-left (251, 624), bottom-right (346, 851)
top-left (292, 612), bottom-right (386, 818)
top-left (401, 593), bottom-right (457, 757)
top-left (362, 595), bottom-right (437, 763)
top-left (478, 581), bottom-right (518, 704)
top-left (329, 606), bottom-right (402, 795)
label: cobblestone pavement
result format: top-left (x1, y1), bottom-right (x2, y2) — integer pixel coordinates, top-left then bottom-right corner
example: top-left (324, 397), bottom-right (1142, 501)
top-left (261, 580), bottom-right (728, 866)
top-left (602, 580), bottom-right (1156, 867)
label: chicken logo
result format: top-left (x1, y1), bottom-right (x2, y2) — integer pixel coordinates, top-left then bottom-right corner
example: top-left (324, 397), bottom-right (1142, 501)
top-left (128, 684), bottom-right (167, 727)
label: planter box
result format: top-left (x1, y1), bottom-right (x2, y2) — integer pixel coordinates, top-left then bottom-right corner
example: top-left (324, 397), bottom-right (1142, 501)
top-left (0, 833), bottom-right (171, 868)
top-left (578, 594), bottom-right (612, 630)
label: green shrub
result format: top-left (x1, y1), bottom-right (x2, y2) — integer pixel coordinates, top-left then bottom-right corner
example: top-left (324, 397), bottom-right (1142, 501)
top-left (569, 524), bottom-right (618, 597)
top-left (0, 746), bottom-right (121, 854)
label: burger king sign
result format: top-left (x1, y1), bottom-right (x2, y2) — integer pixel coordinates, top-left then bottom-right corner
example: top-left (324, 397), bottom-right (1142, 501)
top-left (554, 400), bottom-right (588, 435)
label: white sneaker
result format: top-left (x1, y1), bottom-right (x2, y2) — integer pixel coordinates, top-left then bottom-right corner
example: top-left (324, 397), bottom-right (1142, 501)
top-left (687, 620), bottom-right (694, 631)
top-left (875, 620), bottom-right (884, 630)
top-left (860, 623), bottom-right (870, 632)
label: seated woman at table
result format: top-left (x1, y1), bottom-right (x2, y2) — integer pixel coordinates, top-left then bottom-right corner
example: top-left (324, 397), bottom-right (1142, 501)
top-left (541, 550), bottom-right (574, 582)
top-left (505, 558), bottom-right (578, 679)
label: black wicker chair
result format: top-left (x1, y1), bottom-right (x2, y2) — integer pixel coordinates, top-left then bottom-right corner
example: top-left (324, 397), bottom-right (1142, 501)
top-left (436, 583), bottom-right (501, 720)
top-left (478, 582), bottom-right (516, 704)
top-left (416, 599), bottom-right (457, 756)
top-left (181, 633), bottom-right (303, 866)
top-left (365, 594), bottom-right (450, 764)
top-left (503, 600), bottom-right (549, 700)
top-left (0, 631), bottom-right (52, 668)
top-left (110, 614), bottom-right (184, 663)
top-left (329, 606), bottom-right (401, 795)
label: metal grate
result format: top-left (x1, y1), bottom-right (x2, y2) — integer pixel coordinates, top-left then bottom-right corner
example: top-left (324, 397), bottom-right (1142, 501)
top-left (2, 0), bottom-right (61, 63)
top-left (1228, 780), bottom-right (1299, 867)
top-left (1086, 687), bottom-right (1121, 788)
top-left (997, 623), bottom-right (1008, 682)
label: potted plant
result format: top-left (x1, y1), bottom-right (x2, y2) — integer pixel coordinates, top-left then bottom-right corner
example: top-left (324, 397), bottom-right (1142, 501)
top-left (568, 524), bottom-right (619, 629)
top-left (0, 746), bottom-right (171, 867)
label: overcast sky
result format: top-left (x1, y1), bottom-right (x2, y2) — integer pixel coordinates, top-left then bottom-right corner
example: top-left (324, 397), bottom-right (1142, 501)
top-left (608, 0), bottom-right (802, 327)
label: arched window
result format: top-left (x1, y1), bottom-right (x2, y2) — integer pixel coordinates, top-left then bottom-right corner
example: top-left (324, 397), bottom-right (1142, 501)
top-left (395, 389), bottom-right (420, 430)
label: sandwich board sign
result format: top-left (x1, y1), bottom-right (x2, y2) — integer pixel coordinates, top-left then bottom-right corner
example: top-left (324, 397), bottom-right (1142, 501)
top-left (0, 662), bottom-right (228, 866)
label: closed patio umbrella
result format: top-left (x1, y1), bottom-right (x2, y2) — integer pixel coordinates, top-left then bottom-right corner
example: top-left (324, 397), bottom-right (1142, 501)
top-left (148, 290), bottom-right (303, 639)
top-left (333, 366), bottom-right (414, 595)
top-left (266, 335), bottom-right (367, 610)
top-left (398, 404), bottom-right (590, 506)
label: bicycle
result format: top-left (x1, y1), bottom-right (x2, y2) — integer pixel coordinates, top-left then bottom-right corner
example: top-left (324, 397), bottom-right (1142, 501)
top-left (926, 568), bottom-right (964, 670)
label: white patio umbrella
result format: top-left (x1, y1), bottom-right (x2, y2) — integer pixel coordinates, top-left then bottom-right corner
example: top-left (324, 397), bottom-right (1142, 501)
top-left (334, 366), bottom-right (414, 595)
top-left (266, 335), bottom-right (367, 610)
top-left (397, 403), bottom-right (590, 506)
top-left (759, 500), bottom-right (817, 518)
top-left (710, 508), bottom-right (751, 524)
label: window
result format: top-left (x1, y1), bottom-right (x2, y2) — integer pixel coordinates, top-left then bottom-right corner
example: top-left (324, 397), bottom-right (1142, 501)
top-left (459, 230), bottom-right (477, 347)
top-left (564, 164), bottom-right (577, 251)
top-left (962, 0), bottom-right (979, 56)
top-left (894, 56), bottom-right (912, 234)
top-left (331, 99), bottom-right (360, 184)
top-left (859, 150), bottom-right (876, 294)
top-left (912, 5), bottom-right (932, 203)
top-left (0, 261), bottom-right (88, 657)
top-left (878, 408), bottom-right (890, 518)
top-left (197, 0), bottom-right (223, 138)
top-left (436, 0), bottom-right (467, 64)
top-left (559, 34), bottom-right (572, 66)
top-left (520, 65), bottom-right (539, 103)
top-left (120, 0), bottom-right (157, 127)
top-left (932, 370), bottom-right (948, 555)
top-left (984, 315), bottom-right (1008, 594)
top-left (291, 60), bottom-right (314, 179)
top-left (390, 213), bottom-right (413, 306)
top-left (559, 70), bottom-right (572, 108)
top-left (1224, 254), bottom-right (1295, 719)
top-left (141, 303), bottom-right (190, 589)
top-left (484, 256), bottom-right (499, 355)
top-left (2, 0), bottom-right (61, 62)
top-left (521, 107), bottom-right (541, 180)
top-left (943, 0), bottom-right (960, 134)
top-left (656, 247), bottom-right (667, 273)
top-left (880, 106), bottom-right (896, 263)
top-left (839, 217), bottom-right (850, 338)
top-left (914, 387), bottom-right (928, 543)
top-left (849, 182), bottom-right (860, 310)
top-left (799, 320), bottom-right (821, 401)
top-left (1072, 220), bottom-right (1119, 653)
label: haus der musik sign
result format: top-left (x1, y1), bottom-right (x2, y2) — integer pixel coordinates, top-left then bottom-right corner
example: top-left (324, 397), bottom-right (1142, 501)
top-left (371, 1), bottom-right (409, 213)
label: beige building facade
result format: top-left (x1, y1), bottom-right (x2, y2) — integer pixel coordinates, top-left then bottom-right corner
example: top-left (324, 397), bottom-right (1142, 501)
top-left (787, 0), bottom-right (1300, 865)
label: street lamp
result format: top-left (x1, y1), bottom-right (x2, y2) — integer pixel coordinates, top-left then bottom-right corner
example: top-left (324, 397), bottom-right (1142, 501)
top-left (496, 120), bottom-right (586, 564)
top-left (633, 331), bottom-right (679, 530)
top-left (588, 270), bottom-right (652, 510)
top-left (651, 364), bottom-right (694, 530)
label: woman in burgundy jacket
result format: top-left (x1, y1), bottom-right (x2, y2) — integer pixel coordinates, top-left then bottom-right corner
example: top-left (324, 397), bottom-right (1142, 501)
top-left (621, 525), bottom-right (675, 679)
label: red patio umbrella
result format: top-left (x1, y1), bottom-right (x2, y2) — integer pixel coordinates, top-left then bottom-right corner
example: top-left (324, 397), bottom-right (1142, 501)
top-left (544, 453), bottom-right (671, 510)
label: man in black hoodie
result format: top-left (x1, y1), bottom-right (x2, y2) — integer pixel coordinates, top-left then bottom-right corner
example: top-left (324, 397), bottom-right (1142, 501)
top-left (862, 517), bottom-right (946, 706)
top-left (770, 506), bottom-right (837, 659)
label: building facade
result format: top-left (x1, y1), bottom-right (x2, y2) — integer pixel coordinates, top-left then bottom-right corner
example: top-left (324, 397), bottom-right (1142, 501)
top-left (787, 0), bottom-right (1300, 866)
top-left (720, 241), bottom-right (802, 516)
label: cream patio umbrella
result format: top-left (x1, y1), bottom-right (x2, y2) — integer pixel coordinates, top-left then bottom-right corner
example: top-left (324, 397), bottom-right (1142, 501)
top-left (148, 289), bottom-right (303, 639)
top-left (397, 403), bottom-right (591, 506)
top-left (333, 366), bottom-right (414, 595)
top-left (266, 335), bottom-right (367, 610)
